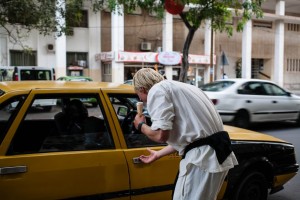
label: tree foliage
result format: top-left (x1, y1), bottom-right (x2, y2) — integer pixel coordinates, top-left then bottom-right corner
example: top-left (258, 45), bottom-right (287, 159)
top-left (0, 0), bottom-right (84, 47)
top-left (1, 0), bottom-right (264, 81)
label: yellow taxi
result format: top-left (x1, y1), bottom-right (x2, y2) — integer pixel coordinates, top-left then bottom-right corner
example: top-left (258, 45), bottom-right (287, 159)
top-left (0, 81), bottom-right (298, 200)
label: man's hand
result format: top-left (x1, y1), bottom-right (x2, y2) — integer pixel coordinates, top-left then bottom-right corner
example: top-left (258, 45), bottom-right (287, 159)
top-left (139, 148), bottom-right (160, 164)
top-left (134, 114), bottom-right (146, 130)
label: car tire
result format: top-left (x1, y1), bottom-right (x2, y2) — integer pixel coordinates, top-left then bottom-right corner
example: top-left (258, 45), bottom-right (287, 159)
top-left (231, 171), bottom-right (268, 200)
top-left (234, 110), bottom-right (250, 129)
top-left (296, 113), bottom-right (300, 127)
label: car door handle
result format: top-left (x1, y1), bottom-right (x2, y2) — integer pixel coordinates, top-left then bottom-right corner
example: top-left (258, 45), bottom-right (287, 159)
top-left (0, 166), bottom-right (27, 175)
top-left (272, 101), bottom-right (277, 103)
top-left (246, 100), bottom-right (252, 103)
top-left (132, 157), bottom-right (142, 164)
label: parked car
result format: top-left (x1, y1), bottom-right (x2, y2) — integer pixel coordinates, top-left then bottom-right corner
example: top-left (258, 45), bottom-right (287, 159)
top-left (57, 76), bottom-right (96, 106)
top-left (124, 79), bottom-right (133, 85)
top-left (57, 76), bottom-right (93, 82)
top-left (0, 81), bottom-right (298, 200)
top-left (200, 78), bottom-right (300, 128)
top-left (0, 66), bottom-right (56, 81)
top-left (0, 66), bottom-right (56, 111)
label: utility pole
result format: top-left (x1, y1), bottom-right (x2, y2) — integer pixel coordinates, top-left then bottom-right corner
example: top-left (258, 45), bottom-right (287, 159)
top-left (210, 15), bottom-right (214, 83)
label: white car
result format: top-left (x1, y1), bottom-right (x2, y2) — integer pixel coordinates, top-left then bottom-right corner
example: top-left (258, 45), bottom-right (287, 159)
top-left (200, 78), bottom-right (300, 128)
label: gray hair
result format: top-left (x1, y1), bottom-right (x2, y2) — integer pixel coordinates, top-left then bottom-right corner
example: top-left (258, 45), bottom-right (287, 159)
top-left (133, 68), bottom-right (165, 92)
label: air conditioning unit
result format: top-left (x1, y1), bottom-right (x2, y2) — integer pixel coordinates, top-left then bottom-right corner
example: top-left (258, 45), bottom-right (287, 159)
top-left (141, 42), bottom-right (151, 51)
top-left (47, 44), bottom-right (55, 53)
top-left (77, 60), bottom-right (87, 68)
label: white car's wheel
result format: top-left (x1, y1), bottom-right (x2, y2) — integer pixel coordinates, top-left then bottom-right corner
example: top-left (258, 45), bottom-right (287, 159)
top-left (296, 113), bottom-right (300, 127)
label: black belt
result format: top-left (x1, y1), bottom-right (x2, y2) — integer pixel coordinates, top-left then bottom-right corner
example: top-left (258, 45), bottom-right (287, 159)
top-left (182, 131), bottom-right (232, 164)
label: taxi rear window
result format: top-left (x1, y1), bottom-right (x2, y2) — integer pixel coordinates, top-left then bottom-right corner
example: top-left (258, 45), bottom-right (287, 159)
top-left (0, 95), bottom-right (26, 145)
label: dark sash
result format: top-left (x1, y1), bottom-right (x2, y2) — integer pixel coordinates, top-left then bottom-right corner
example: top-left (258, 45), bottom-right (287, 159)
top-left (172, 131), bottom-right (232, 199)
top-left (182, 131), bottom-right (232, 164)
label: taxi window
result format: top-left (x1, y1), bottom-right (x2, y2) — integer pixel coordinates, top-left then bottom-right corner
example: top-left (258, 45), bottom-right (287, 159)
top-left (20, 69), bottom-right (52, 80)
top-left (108, 93), bottom-right (165, 148)
top-left (0, 95), bottom-right (26, 145)
top-left (0, 68), bottom-right (14, 81)
top-left (7, 94), bottom-right (114, 155)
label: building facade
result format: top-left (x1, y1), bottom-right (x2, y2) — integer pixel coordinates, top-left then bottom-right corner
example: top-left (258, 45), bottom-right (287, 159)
top-left (0, 0), bottom-right (300, 90)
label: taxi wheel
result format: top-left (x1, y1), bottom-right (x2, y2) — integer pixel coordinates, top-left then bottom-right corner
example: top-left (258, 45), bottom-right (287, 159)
top-left (232, 171), bottom-right (268, 200)
top-left (234, 110), bottom-right (250, 129)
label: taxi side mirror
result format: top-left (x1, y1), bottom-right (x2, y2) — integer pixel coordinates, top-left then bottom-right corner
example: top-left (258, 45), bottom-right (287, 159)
top-left (117, 106), bottom-right (128, 117)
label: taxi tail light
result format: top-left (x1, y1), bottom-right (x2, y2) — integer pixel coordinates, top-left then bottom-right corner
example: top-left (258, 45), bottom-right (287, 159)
top-left (211, 99), bottom-right (218, 105)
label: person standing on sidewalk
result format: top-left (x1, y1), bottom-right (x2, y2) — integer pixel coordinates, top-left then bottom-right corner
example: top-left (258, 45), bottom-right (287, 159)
top-left (133, 68), bottom-right (238, 200)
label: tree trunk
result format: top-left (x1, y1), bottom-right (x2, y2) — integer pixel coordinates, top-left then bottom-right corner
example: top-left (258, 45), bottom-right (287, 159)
top-left (179, 13), bottom-right (197, 82)
top-left (179, 28), bottom-right (196, 82)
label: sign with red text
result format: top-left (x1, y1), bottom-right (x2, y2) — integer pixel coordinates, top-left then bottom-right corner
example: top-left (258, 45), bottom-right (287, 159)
top-left (157, 51), bottom-right (181, 65)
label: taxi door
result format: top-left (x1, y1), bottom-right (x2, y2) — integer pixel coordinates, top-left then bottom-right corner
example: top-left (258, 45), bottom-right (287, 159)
top-left (0, 89), bottom-right (130, 200)
top-left (102, 90), bottom-right (180, 200)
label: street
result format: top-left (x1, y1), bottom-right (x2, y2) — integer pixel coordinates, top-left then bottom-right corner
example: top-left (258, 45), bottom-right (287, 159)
top-left (250, 122), bottom-right (300, 200)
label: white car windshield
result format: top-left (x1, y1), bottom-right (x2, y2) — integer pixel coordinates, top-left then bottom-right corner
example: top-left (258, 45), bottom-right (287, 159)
top-left (200, 81), bottom-right (235, 92)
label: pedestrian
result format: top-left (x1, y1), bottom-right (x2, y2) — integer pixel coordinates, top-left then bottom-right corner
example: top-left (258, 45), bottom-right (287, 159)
top-left (133, 68), bottom-right (238, 200)
top-left (223, 73), bottom-right (228, 79)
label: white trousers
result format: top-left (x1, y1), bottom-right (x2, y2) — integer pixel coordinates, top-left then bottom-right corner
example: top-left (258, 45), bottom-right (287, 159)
top-left (173, 164), bottom-right (228, 200)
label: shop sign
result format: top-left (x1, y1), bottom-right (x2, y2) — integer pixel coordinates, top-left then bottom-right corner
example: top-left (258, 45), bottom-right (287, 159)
top-left (97, 52), bottom-right (114, 62)
top-left (68, 66), bottom-right (83, 70)
top-left (96, 51), bottom-right (215, 65)
top-left (116, 51), bottom-right (157, 63)
top-left (157, 51), bottom-right (181, 65)
top-left (188, 54), bottom-right (216, 65)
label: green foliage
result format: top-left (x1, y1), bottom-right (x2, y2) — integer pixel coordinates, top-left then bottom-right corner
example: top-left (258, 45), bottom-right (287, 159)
top-left (1, 0), bottom-right (85, 40)
top-left (1, 0), bottom-right (264, 81)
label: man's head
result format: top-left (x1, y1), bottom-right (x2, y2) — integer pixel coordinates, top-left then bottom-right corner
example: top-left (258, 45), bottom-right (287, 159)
top-left (133, 68), bottom-right (165, 92)
top-left (133, 68), bottom-right (165, 102)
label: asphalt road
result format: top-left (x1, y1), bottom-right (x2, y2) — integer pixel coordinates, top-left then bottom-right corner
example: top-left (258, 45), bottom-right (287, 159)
top-left (250, 122), bottom-right (300, 200)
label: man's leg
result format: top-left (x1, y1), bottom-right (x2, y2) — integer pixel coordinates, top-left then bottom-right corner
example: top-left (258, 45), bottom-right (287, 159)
top-left (173, 164), bottom-right (228, 200)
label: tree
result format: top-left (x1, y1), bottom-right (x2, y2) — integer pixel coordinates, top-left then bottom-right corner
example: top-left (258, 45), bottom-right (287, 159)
top-left (0, 0), bottom-right (84, 48)
top-left (1, 0), bottom-right (264, 82)
top-left (98, 0), bottom-right (264, 82)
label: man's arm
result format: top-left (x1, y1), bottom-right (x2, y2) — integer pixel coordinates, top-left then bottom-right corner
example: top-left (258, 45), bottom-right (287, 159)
top-left (139, 145), bottom-right (177, 164)
top-left (134, 114), bottom-right (170, 143)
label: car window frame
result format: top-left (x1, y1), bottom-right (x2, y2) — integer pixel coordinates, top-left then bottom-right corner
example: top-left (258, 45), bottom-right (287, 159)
top-left (6, 92), bottom-right (116, 155)
top-left (0, 95), bottom-right (27, 145)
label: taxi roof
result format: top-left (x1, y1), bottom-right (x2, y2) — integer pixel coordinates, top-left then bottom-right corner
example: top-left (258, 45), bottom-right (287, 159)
top-left (0, 81), bottom-right (134, 93)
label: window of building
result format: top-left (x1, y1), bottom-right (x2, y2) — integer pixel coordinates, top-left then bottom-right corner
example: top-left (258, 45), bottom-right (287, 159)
top-left (252, 59), bottom-right (264, 78)
top-left (287, 23), bottom-right (300, 32)
top-left (102, 63), bottom-right (112, 82)
top-left (253, 20), bottom-right (272, 29)
top-left (67, 52), bottom-right (88, 67)
top-left (287, 59), bottom-right (300, 72)
top-left (10, 50), bottom-right (37, 66)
